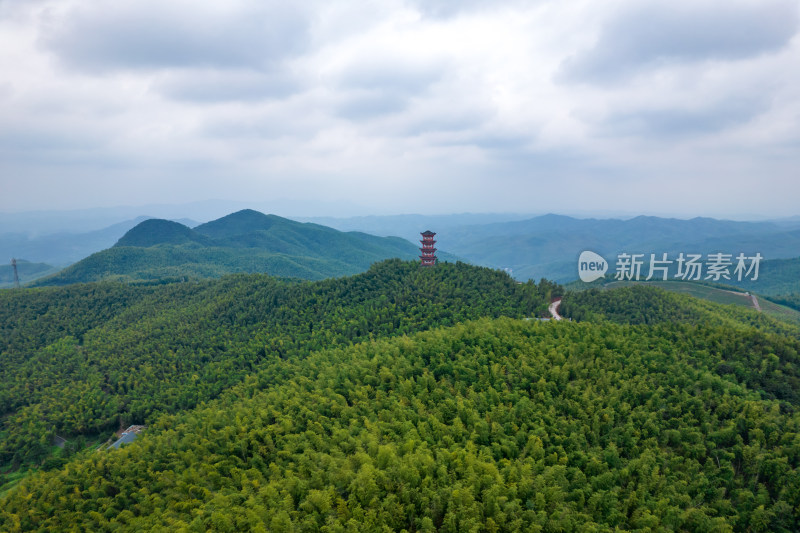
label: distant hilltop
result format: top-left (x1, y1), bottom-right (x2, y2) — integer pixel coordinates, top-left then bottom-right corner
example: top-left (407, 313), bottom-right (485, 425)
top-left (31, 209), bottom-right (458, 286)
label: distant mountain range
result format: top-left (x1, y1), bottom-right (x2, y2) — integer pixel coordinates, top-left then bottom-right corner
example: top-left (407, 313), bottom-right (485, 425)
top-left (5, 209), bottom-right (800, 287)
top-left (31, 210), bottom-right (450, 286)
top-left (314, 214), bottom-right (800, 282)
top-left (0, 216), bottom-right (198, 267)
top-left (452, 215), bottom-right (800, 282)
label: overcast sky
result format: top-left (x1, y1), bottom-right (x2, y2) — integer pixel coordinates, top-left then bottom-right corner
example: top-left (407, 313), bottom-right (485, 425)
top-left (1, 0), bottom-right (798, 218)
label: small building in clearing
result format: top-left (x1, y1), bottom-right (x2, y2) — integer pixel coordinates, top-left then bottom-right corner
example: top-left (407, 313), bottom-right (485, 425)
top-left (108, 425), bottom-right (146, 450)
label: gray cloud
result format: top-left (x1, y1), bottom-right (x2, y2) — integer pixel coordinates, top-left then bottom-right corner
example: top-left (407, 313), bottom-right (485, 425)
top-left (466, 134), bottom-right (532, 153)
top-left (342, 61), bottom-right (442, 93)
top-left (395, 105), bottom-right (490, 138)
top-left (332, 58), bottom-right (445, 120)
top-left (335, 90), bottom-right (410, 120)
top-left (156, 68), bottom-right (300, 103)
top-left (559, 0), bottom-right (799, 83)
top-left (2, 0), bottom-right (799, 217)
top-left (41, 1), bottom-right (309, 72)
top-left (0, 128), bottom-right (97, 161)
top-left (407, 0), bottom-right (530, 19)
top-left (600, 96), bottom-right (771, 138)
top-left (200, 99), bottom-right (323, 140)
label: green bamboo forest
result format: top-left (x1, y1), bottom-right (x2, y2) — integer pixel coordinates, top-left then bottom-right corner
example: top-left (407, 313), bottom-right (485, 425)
top-left (1, 260), bottom-right (799, 531)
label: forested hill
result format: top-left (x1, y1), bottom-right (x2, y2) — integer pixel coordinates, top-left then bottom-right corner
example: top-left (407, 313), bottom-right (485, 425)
top-left (113, 219), bottom-right (213, 247)
top-left (32, 209), bottom-right (445, 286)
top-left (3, 316), bottom-right (800, 531)
top-left (723, 256), bottom-right (800, 313)
top-left (5, 263), bottom-right (800, 530)
top-left (561, 285), bottom-right (800, 405)
top-left (0, 260), bottom-right (557, 470)
top-left (561, 284), bottom-right (800, 337)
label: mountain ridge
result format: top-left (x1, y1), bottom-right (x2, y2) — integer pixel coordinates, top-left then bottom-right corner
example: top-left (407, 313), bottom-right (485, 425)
top-left (114, 219), bottom-right (213, 248)
top-left (31, 210), bottom-right (454, 286)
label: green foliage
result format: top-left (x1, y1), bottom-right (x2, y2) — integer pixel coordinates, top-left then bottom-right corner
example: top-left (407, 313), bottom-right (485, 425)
top-left (32, 210), bottom-right (437, 286)
top-left (562, 285), bottom-right (800, 406)
top-left (0, 260), bottom-right (547, 469)
top-left (5, 259), bottom-right (800, 531)
top-left (561, 285), bottom-right (799, 335)
top-left (567, 277), bottom-right (800, 326)
top-left (726, 256), bottom-right (800, 296)
top-left (32, 244), bottom-right (359, 285)
top-left (768, 293), bottom-right (800, 312)
top-left (607, 280), bottom-right (758, 308)
top-left (114, 219), bottom-right (213, 247)
top-left (2, 318), bottom-right (799, 531)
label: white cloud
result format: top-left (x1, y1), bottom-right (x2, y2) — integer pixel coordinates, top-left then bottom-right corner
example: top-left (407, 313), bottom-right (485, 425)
top-left (39, 0), bottom-right (310, 72)
top-left (0, 0), bottom-right (798, 217)
top-left (558, 0), bottom-right (799, 84)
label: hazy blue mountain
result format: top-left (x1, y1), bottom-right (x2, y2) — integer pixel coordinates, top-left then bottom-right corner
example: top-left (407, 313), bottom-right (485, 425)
top-left (0, 217), bottom-right (149, 266)
top-left (194, 210), bottom-right (455, 263)
top-left (8, 209), bottom-right (800, 284)
top-left (0, 201), bottom-right (250, 235)
top-left (0, 260), bottom-right (58, 288)
top-left (32, 210), bottom-right (454, 286)
top-left (317, 214), bottom-right (800, 282)
top-left (115, 219), bottom-right (213, 247)
top-left (172, 218), bottom-right (199, 228)
top-left (301, 213), bottom-right (535, 242)
top-left (0, 217), bottom-right (202, 267)
top-left (220, 213), bottom-right (800, 283)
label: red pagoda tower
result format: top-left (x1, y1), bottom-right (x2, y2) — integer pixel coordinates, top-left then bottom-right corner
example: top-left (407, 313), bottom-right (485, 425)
top-left (420, 230), bottom-right (437, 267)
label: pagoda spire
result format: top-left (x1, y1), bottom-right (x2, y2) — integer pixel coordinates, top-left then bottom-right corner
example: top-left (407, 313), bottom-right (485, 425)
top-left (420, 231), bottom-right (437, 267)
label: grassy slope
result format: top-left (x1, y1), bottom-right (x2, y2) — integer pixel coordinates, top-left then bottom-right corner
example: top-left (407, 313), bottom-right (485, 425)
top-left (758, 297), bottom-right (800, 323)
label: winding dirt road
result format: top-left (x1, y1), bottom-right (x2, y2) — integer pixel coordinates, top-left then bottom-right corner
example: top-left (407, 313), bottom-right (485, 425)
top-left (549, 299), bottom-right (563, 321)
